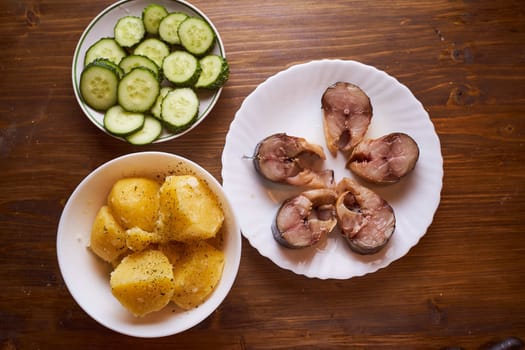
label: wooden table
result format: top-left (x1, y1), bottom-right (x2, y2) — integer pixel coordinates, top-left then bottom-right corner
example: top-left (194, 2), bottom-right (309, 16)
top-left (1, 0), bottom-right (524, 348)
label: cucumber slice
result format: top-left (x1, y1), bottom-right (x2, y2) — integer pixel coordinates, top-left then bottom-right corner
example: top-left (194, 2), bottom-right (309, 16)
top-left (162, 51), bottom-right (201, 87)
top-left (158, 12), bottom-right (188, 45)
top-left (195, 55), bottom-right (229, 89)
top-left (142, 4), bottom-right (168, 35)
top-left (150, 87), bottom-right (173, 119)
top-left (91, 58), bottom-right (124, 79)
top-left (103, 105), bottom-right (145, 136)
top-left (80, 62), bottom-right (119, 110)
top-left (126, 115), bottom-right (163, 145)
top-left (119, 54), bottom-right (160, 80)
top-left (178, 17), bottom-right (215, 56)
top-left (118, 67), bottom-right (160, 112)
top-left (161, 88), bottom-right (199, 132)
top-left (133, 38), bottom-right (170, 68)
top-left (114, 16), bottom-right (145, 48)
top-left (84, 38), bottom-right (127, 66)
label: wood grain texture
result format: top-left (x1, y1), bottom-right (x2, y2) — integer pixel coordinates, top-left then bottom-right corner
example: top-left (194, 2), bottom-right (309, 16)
top-left (1, 0), bottom-right (524, 349)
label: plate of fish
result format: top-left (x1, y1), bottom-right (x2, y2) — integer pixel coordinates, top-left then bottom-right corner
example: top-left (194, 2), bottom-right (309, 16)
top-left (221, 59), bottom-right (443, 279)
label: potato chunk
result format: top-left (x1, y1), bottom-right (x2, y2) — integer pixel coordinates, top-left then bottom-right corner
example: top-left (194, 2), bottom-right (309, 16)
top-left (125, 227), bottom-right (161, 252)
top-left (158, 242), bottom-right (185, 265)
top-left (107, 177), bottom-right (160, 231)
top-left (89, 205), bottom-right (128, 264)
top-left (110, 249), bottom-right (175, 317)
top-left (171, 241), bottom-right (225, 310)
top-left (156, 175), bottom-right (224, 242)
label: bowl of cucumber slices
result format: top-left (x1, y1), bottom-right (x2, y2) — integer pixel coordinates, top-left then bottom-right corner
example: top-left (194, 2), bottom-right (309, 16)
top-left (72, 0), bottom-right (229, 145)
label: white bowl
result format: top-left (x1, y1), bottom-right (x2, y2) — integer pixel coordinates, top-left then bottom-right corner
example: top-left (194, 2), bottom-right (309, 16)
top-left (56, 152), bottom-right (241, 337)
top-left (72, 0), bottom-right (226, 143)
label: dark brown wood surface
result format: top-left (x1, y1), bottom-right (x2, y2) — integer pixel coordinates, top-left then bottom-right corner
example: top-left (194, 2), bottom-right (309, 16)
top-left (1, 0), bottom-right (524, 349)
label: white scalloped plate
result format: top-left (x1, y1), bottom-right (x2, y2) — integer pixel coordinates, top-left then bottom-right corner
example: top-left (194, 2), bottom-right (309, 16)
top-left (72, 0), bottom-right (225, 143)
top-left (221, 59), bottom-right (443, 280)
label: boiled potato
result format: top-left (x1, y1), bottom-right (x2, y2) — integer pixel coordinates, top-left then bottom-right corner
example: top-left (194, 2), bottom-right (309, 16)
top-left (158, 241), bottom-right (185, 265)
top-left (91, 174), bottom-right (227, 317)
top-left (125, 227), bottom-right (161, 252)
top-left (171, 240), bottom-right (225, 310)
top-left (107, 177), bottom-right (160, 231)
top-left (89, 205), bottom-right (128, 264)
top-left (156, 175), bottom-right (224, 242)
top-left (110, 249), bottom-right (175, 317)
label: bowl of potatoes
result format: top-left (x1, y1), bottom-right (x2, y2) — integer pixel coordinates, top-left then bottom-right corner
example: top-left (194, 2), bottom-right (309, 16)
top-left (56, 151), bottom-right (241, 337)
